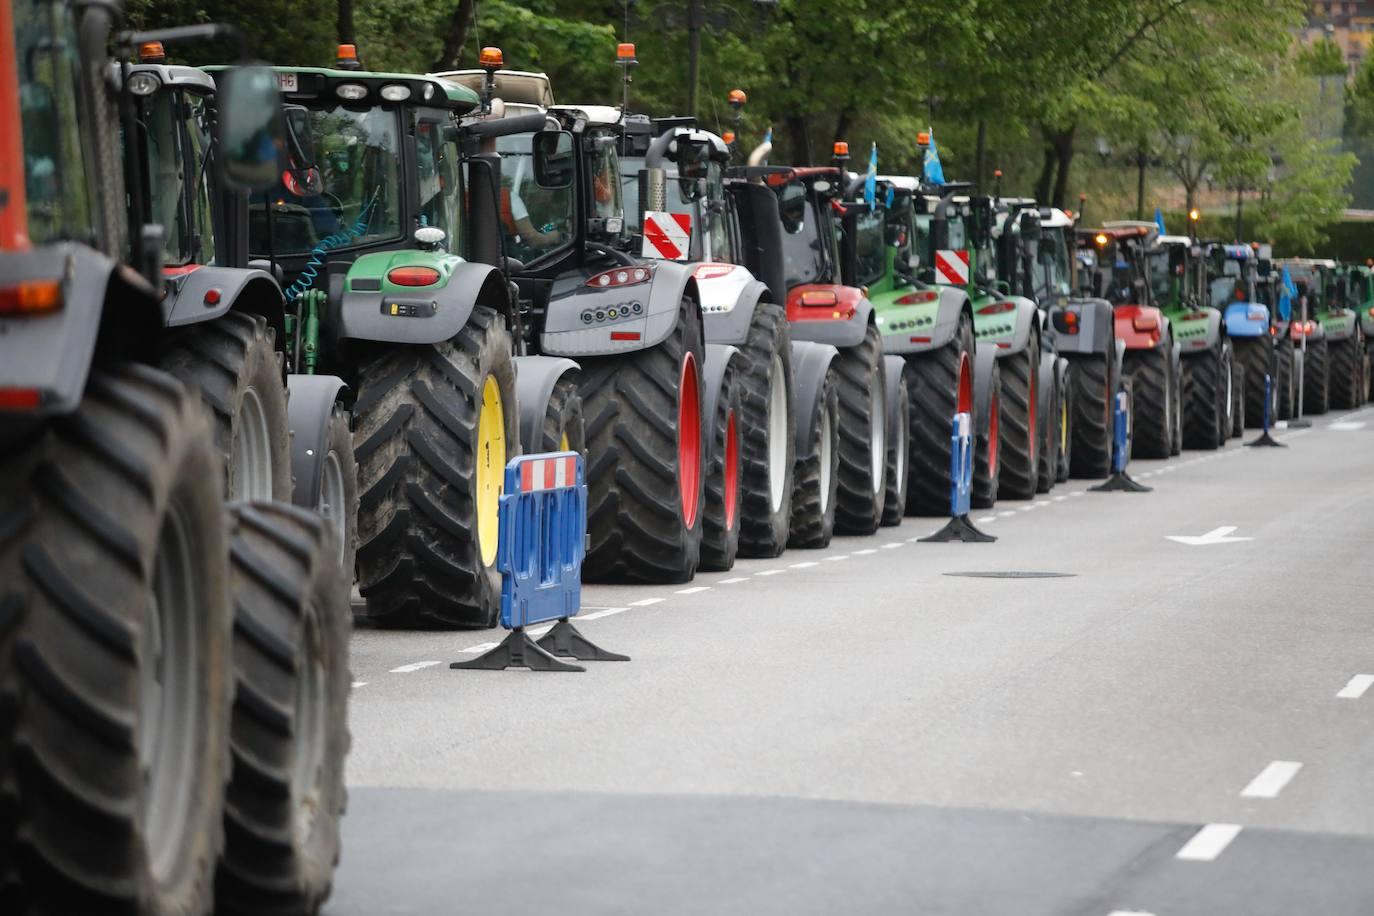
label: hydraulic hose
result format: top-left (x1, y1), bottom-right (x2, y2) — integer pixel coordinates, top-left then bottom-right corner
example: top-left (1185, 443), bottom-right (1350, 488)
top-left (283, 192), bottom-right (380, 303)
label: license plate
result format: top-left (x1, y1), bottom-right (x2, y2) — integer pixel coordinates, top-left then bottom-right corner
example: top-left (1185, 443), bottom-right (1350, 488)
top-left (278, 73), bottom-right (298, 93)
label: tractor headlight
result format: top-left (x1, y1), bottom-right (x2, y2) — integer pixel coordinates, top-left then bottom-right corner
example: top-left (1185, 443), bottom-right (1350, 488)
top-left (336, 83), bottom-right (368, 101)
top-left (128, 72), bottom-right (161, 96)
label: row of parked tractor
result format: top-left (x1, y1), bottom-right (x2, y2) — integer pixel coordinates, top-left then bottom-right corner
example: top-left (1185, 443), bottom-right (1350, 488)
top-left (4, 7), bottom-right (1372, 911)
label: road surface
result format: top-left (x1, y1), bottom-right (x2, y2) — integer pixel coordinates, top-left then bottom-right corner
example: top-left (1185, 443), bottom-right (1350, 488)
top-left (329, 406), bottom-right (1374, 915)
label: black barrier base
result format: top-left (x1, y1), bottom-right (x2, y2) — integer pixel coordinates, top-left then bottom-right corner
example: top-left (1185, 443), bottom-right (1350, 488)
top-left (537, 617), bottom-right (630, 662)
top-left (919, 514), bottom-right (997, 543)
top-left (450, 627), bottom-right (585, 673)
top-left (1246, 429), bottom-right (1287, 448)
top-left (1089, 471), bottom-right (1152, 493)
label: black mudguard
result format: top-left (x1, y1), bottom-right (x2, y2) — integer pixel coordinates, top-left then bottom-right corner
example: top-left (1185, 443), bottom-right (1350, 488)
top-left (330, 260), bottom-right (510, 346)
top-left (0, 245), bottom-right (160, 417)
top-left (286, 373), bottom-right (348, 509)
top-left (164, 265), bottom-right (286, 347)
top-left (703, 344), bottom-right (741, 447)
top-left (513, 354), bottom-right (580, 453)
top-left (791, 340), bottom-right (840, 459)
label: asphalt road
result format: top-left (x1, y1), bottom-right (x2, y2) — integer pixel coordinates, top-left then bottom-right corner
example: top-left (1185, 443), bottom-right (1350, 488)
top-left (328, 406), bottom-right (1374, 916)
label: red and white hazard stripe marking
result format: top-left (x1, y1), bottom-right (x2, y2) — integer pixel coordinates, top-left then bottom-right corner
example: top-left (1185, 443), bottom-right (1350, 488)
top-left (935, 249), bottom-right (970, 285)
top-left (641, 210), bottom-right (692, 261)
top-left (519, 455), bottom-right (578, 492)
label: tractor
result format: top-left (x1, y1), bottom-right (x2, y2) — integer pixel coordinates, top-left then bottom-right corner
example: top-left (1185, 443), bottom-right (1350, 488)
top-left (1205, 242), bottom-right (1285, 428)
top-left (125, 46), bottom-right (358, 570)
top-left (1346, 260), bottom-right (1374, 402)
top-left (1077, 223), bottom-right (1182, 460)
top-left (728, 147), bottom-right (891, 537)
top-left (1277, 258), bottom-right (1342, 416)
top-left (1329, 262), bottom-right (1372, 407)
top-left (1146, 232), bottom-right (1244, 447)
top-left (1, 5), bottom-right (350, 913)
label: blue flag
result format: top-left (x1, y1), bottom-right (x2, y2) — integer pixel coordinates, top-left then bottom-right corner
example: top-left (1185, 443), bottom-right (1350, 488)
top-left (924, 128), bottom-right (945, 186)
top-left (1278, 265), bottom-right (1296, 322)
top-left (864, 143), bottom-right (878, 209)
top-left (1154, 207), bottom-right (1166, 235)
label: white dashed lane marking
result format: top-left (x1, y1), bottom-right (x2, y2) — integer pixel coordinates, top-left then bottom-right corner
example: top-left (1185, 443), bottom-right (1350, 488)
top-left (1337, 674), bottom-right (1374, 699)
top-left (352, 681), bottom-right (368, 688)
top-left (629, 597), bottom-right (665, 606)
top-left (790, 561), bottom-right (819, 568)
top-left (825, 555), bottom-right (850, 562)
top-left (756, 569), bottom-right (786, 576)
top-left (389, 661), bottom-right (441, 674)
top-left (579, 607), bottom-right (629, 621)
top-left (880, 542), bottom-right (902, 549)
top-left (675, 586), bottom-right (711, 595)
top-left (718, 577), bottom-right (750, 584)
top-left (1240, 761), bottom-right (1302, 799)
top-left (1176, 823), bottom-right (1243, 861)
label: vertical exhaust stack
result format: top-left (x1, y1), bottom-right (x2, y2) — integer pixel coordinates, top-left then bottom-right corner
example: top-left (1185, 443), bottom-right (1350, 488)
top-left (746, 127), bottom-right (773, 167)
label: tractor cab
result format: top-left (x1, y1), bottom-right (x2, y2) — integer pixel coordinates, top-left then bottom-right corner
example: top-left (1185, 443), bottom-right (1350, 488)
top-left (1203, 243), bottom-right (1273, 340)
top-left (1280, 258), bottom-right (1336, 343)
top-left (1030, 207), bottom-right (1077, 307)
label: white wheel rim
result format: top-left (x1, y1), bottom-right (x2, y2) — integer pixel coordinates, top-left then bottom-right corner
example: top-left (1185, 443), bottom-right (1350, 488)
top-left (767, 356), bottom-right (788, 513)
top-left (1224, 353), bottom-right (1233, 428)
top-left (819, 406), bottom-right (833, 513)
top-left (230, 387), bottom-right (273, 501)
top-left (319, 449), bottom-right (348, 566)
top-left (894, 396), bottom-right (907, 494)
top-left (869, 376), bottom-right (885, 495)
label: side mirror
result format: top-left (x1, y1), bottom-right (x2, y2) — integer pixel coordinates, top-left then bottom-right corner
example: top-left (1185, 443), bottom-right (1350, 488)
top-left (1019, 212), bottom-right (1042, 243)
top-left (282, 104), bottom-right (316, 172)
top-left (532, 130), bottom-right (575, 189)
top-left (215, 65), bottom-right (285, 192)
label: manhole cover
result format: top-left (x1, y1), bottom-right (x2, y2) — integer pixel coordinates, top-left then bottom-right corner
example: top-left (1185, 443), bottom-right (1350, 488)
top-left (942, 571), bottom-right (1075, 579)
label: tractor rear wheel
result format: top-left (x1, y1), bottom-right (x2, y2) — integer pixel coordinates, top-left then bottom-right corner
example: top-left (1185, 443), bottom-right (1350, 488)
top-left (536, 375), bottom-right (586, 457)
top-left (1124, 347), bottom-right (1172, 459)
top-left (880, 372), bottom-right (910, 527)
top-left (313, 404), bottom-right (359, 579)
top-left (353, 308), bottom-right (518, 628)
top-left (788, 369), bottom-right (840, 549)
top-left (0, 365), bottom-right (231, 916)
top-left (580, 299), bottom-right (705, 583)
top-left (971, 359), bottom-right (1003, 510)
top-left (832, 323), bottom-right (886, 536)
top-left (1182, 344), bottom-right (1226, 450)
top-left (1069, 354), bottom-right (1111, 477)
top-left (996, 335), bottom-right (1040, 500)
top-left (1275, 337), bottom-right (1296, 419)
top-left (160, 311), bottom-right (291, 502)
top-left (701, 363), bottom-right (743, 571)
top-left (736, 302), bottom-right (795, 558)
top-left (1329, 335), bottom-right (1363, 410)
top-left (905, 313), bottom-right (975, 514)
top-left (1302, 337), bottom-right (1330, 415)
top-left (215, 502), bottom-right (349, 916)
top-left (1234, 336), bottom-right (1274, 429)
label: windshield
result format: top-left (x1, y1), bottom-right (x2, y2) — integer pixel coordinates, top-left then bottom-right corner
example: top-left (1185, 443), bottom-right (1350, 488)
top-left (249, 104), bottom-right (402, 256)
top-left (777, 182), bottom-right (832, 288)
top-left (1209, 259), bottom-right (1244, 307)
top-left (140, 89), bottom-right (216, 266)
top-left (495, 131), bottom-right (575, 263)
top-left (852, 208), bottom-right (886, 287)
top-left (1148, 250), bottom-right (1178, 305)
top-left (1036, 227), bottom-right (1072, 299)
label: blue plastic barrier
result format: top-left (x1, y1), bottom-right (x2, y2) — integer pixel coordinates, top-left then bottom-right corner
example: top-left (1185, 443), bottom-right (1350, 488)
top-left (920, 409), bottom-right (995, 542)
top-left (499, 452), bottom-right (585, 628)
top-left (1246, 373), bottom-right (1285, 448)
top-left (1091, 388), bottom-right (1150, 492)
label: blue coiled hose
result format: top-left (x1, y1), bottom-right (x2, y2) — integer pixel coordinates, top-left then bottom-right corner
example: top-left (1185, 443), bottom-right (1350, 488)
top-left (283, 197), bottom-right (378, 303)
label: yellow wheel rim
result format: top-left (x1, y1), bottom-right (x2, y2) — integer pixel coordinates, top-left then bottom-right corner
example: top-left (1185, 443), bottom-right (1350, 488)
top-left (476, 375), bottom-right (506, 567)
top-left (559, 431), bottom-right (569, 452)
top-left (1060, 399), bottom-right (1068, 452)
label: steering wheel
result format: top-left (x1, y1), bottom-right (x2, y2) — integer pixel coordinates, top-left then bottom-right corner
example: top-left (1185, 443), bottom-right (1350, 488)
top-left (585, 240), bottom-right (638, 267)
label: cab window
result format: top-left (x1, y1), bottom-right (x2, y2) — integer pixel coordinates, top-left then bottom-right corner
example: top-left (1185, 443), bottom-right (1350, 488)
top-left (853, 208), bottom-right (885, 287)
top-left (415, 117), bottom-right (461, 249)
top-left (589, 135), bottom-right (622, 223)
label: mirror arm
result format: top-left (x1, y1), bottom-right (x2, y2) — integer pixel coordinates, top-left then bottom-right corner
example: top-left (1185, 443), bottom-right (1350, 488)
top-left (121, 23), bottom-right (251, 59)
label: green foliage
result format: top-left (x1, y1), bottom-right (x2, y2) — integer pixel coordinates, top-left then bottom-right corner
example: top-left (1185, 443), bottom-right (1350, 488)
top-left (1296, 38), bottom-right (1348, 78)
top-left (125, 0), bottom-right (336, 67)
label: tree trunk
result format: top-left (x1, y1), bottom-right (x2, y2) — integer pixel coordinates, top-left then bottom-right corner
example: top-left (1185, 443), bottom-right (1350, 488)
top-left (1034, 133), bottom-right (1056, 204)
top-left (1185, 184), bottom-right (1196, 214)
top-left (1050, 126), bottom-right (1076, 208)
top-left (974, 119), bottom-right (987, 193)
top-left (337, 0), bottom-right (354, 44)
top-left (431, 0), bottom-right (477, 72)
top-left (786, 115), bottom-right (813, 166)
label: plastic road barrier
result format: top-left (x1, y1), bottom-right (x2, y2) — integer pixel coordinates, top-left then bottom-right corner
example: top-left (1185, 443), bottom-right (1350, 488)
top-left (920, 410), bottom-right (996, 543)
top-left (1091, 390), bottom-right (1151, 492)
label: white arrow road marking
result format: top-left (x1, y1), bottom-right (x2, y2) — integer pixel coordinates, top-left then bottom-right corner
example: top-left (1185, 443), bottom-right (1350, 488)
top-left (1240, 761), bottom-right (1302, 799)
top-left (1337, 674), bottom-right (1374, 698)
top-left (1165, 525), bottom-right (1254, 546)
top-left (1176, 823), bottom-right (1242, 861)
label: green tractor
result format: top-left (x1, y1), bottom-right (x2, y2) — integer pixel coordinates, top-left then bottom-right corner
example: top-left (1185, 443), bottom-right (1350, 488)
top-left (1277, 258), bottom-right (1345, 416)
top-left (1330, 262), bottom-right (1372, 407)
top-left (244, 52), bottom-right (583, 627)
top-left (1348, 260), bottom-right (1374, 402)
top-left (1146, 232), bottom-right (1244, 447)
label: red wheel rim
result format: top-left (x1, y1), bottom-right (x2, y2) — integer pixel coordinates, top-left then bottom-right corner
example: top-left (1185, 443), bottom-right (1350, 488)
top-left (723, 408), bottom-right (739, 530)
top-left (956, 352), bottom-right (973, 415)
top-left (988, 387), bottom-right (1000, 477)
top-left (678, 351), bottom-right (702, 528)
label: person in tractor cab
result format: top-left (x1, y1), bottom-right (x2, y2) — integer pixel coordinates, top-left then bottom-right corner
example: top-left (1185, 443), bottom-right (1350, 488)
top-left (494, 132), bottom-right (573, 258)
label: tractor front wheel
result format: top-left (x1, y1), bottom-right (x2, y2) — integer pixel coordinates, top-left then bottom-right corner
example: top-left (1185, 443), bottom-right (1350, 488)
top-left (833, 323), bottom-right (886, 535)
top-left (971, 359), bottom-right (1003, 509)
top-left (1302, 337), bottom-right (1330, 415)
top-left (1234, 336), bottom-right (1275, 429)
top-left (996, 335), bottom-right (1040, 500)
top-left (788, 367), bottom-right (840, 549)
top-left (736, 302), bottom-right (795, 558)
top-left (1330, 334), bottom-right (1364, 410)
top-left (701, 362), bottom-right (743, 571)
top-left (905, 313), bottom-right (975, 514)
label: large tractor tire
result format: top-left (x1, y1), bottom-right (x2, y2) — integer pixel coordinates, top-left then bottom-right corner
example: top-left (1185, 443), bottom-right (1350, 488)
top-left (905, 313), bottom-right (975, 514)
top-left (1230, 361), bottom-right (1246, 438)
top-left (353, 307), bottom-right (518, 628)
top-left (880, 374), bottom-right (910, 527)
top-left (1329, 335), bottom-right (1364, 410)
top-left (1124, 347), bottom-right (1172, 459)
top-left (1234, 336), bottom-right (1275, 429)
top-left (1170, 350), bottom-right (1183, 456)
top-left (0, 365), bottom-right (232, 916)
top-left (1302, 337), bottom-right (1330, 415)
top-left (581, 299), bottom-right (705, 583)
top-left (1181, 343), bottom-right (1230, 450)
top-left (736, 302), bottom-right (795, 558)
top-left (996, 335), bottom-right (1040, 501)
top-left (971, 360), bottom-right (1003, 510)
top-left (216, 502), bottom-right (350, 916)
top-left (1036, 365), bottom-right (1060, 494)
top-left (788, 370), bottom-right (840, 549)
top-left (832, 323), bottom-right (886, 536)
top-left (160, 310), bottom-right (291, 502)
top-left (1069, 354), bottom-right (1112, 478)
top-left (700, 364), bottom-right (743, 572)
top-left (535, 375), bottom-right (586, 457)
top-left (1276, 336), bottom-right (1296, 420)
